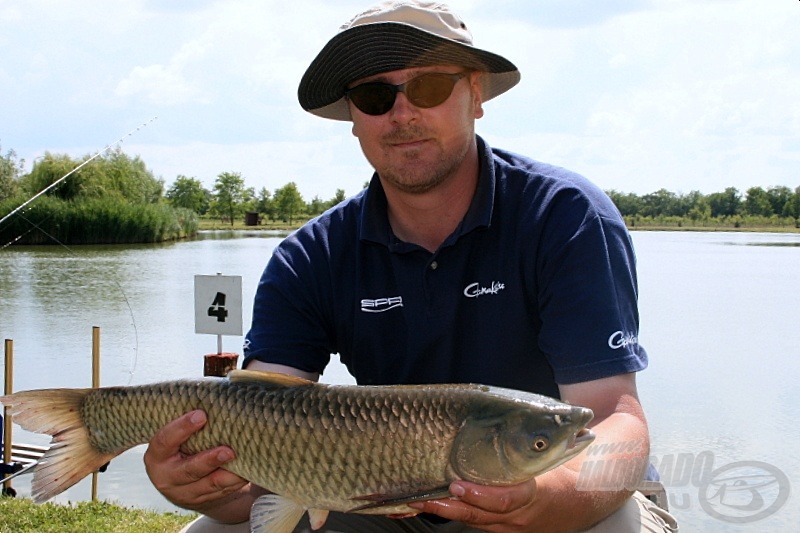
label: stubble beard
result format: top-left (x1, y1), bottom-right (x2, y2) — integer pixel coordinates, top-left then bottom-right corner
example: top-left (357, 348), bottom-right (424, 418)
top-left (376, 126), bottom-right (469, 195)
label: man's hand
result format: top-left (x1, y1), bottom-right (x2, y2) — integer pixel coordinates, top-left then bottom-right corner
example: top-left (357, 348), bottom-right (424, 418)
top-left (143, 410), bottom-right (249, 514)
top-left (411, 374), bottom-right (650, 532)
top-left (410, 479), bottom-right (539, 533)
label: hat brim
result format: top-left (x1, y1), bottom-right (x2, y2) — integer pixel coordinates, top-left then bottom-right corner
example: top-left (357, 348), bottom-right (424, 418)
top-left (298, 22), bottom-right (520, 121)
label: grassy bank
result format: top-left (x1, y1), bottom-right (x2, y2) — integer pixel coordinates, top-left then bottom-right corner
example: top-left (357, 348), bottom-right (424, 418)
top-left (0, 497), bottom-right (195, 533)
top-left (629, 225), bottom-right (800, 233)
top-left (199, 216), bottom-right (800, 234)
top-left (624, 214), bottom-right (799, 232)
top-left (198, 216), bottom-right (311, 232)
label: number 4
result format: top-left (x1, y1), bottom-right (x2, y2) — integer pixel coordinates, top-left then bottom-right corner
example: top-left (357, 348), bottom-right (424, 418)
top-left (208, 292), bottom-right (228, 322)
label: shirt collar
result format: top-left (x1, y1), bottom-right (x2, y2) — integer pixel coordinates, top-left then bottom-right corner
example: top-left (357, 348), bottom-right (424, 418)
top-left (359, 135), bottom-right (496, 247)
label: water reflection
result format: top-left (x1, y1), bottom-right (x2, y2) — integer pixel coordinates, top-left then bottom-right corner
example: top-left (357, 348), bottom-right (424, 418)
top-left (196, 229), bottom-right (292, 240)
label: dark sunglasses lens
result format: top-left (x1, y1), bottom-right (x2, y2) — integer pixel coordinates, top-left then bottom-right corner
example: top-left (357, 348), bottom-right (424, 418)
top-left (407, 74), bottom-right (458, 108)
top-left (348, 83), bottom-right (396, 116)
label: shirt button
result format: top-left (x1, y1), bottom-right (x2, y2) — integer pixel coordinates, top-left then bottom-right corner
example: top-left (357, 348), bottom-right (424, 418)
top-left (430, 261), bottom-right (439, 270)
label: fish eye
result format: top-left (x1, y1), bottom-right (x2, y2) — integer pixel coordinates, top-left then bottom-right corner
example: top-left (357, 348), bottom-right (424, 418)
top-left (532, 436), bottom-right (549, 452)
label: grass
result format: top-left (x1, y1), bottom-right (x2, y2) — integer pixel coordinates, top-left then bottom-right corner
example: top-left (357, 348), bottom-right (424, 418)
top-left (198, 216), bottom-right (311, 232)
top-left (0, 497), bottom-right (196, 533)
top-left (624, 214), bottom-right (800, 233)
top-left (0, 196), bottom-right (198, 245)
top-left (196, 214), bottom-right (800, 234)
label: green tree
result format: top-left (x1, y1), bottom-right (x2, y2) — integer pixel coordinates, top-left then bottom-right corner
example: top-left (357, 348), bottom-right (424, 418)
top-left (308, 195), bottom-right (326, 215)
top-left (328, 188), bottom-right (347, 209)
top-left (22, 152), bottom-right (84, 200)
top-left (274, 182), bottom-right (305, 224)
top-left (605, 190), bottom-right (641, 217)
top-left (166, 175), bottom-right (210, 214)
top-left (212, 171), bottom-right (248, 225)
top-left (785, 186), bottom-right (800, 227)
top-left (706, 187), bottom-right (741, 218)
top-left (0, 144), bottom-right (24, 200)
top-left (744, 187), bottom-right (773, 217)
top-left (767, 186), bottom-right (793, 217)
top-left (19, 149), bottom-right (163, 204)
top-left (686, 193), bottom-right (711, 224)
top-left (94, 148), bottom-right (163, 204)
top-left (241, 186), bottom-right (257, 214)
top-left (640, 188), bottom-right (681, 217)
top-left (255, 187), bottom-right (274, 221)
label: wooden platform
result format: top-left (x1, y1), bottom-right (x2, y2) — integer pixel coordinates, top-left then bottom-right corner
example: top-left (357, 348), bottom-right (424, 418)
top-left (8, 442), bottom-right (47, 466)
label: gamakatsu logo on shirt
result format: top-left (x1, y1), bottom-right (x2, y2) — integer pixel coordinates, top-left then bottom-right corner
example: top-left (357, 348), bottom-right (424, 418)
top-left (361, 297), bottom-right (403, 313)
top-left (463, 281), bottom-right (506, 298)
top-left (608, 331), bottom-right (638, 349)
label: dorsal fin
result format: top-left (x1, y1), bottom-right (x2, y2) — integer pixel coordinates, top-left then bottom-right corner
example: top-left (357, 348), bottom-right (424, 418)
top-left (227, 369), bottom-right (315, 387)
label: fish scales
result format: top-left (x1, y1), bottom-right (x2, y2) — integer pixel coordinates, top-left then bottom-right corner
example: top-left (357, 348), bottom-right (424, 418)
top-left (80, 379), bottom-right (466, 511)
top-left (232, 384), bottom-right (466, 510)
top-left (1, 369), bottom-right (595, 527)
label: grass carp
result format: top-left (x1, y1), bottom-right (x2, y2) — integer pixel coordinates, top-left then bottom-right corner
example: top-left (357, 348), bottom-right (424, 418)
top-left (1, 370), bottom-right (594, 532)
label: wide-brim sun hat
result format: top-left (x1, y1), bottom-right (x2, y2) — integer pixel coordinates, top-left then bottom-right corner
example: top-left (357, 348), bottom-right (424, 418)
top-left (298, 0), bottom-right (520, 121)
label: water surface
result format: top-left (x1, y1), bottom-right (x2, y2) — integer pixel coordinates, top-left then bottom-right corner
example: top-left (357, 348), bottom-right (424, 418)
top-left (1, 231), bottom-right (798, 530)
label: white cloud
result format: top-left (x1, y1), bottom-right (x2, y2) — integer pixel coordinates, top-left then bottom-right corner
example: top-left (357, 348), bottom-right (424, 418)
top-left (115, 64), bottom-right (207, 105)
top-left (3, 0), bottom-right (799, 199)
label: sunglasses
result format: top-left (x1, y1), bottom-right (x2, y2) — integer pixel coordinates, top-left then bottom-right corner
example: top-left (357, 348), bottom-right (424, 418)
top-left (345, 72), bottom-right (469, 116)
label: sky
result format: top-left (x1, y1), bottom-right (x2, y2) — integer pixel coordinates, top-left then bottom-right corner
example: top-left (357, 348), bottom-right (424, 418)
top-left (1, 0), bottom-right (799, 202)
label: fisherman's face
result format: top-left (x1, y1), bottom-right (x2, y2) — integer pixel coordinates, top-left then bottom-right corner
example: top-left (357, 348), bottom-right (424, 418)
top-left (348, 65), bottom-right (484, 195)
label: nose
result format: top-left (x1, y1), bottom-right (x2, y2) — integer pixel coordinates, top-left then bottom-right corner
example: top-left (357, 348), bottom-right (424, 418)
top-left (388, 91), bottom-right (418, 124)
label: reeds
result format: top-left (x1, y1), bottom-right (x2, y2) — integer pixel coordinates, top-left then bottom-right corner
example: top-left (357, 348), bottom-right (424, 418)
top-left (0, 196), bottom-right (198, 245)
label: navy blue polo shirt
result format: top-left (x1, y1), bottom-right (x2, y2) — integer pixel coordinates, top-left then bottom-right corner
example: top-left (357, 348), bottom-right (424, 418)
top-left (243, 136), bottom-right (647, 398)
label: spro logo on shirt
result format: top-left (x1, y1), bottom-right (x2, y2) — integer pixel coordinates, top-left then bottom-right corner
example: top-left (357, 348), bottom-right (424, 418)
top-left (463, 281), bottom-right (506, 298)
top-left (361, 296), bottom-right (403, 313)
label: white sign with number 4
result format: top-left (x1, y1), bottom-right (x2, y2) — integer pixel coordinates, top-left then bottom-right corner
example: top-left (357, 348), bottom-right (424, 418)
top-left (194, 274), bottom-right (243, 336)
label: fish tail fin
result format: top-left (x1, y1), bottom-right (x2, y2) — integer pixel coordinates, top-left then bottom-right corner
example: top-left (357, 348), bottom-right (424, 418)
top-left (1, 389), bottom-right (117, 502)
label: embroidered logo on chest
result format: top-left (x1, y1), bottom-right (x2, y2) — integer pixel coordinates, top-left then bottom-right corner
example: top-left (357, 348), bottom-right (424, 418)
top-left (361, 296), bottom-right (404, 313)
top-left (463, 281), bottom-right (506, 298)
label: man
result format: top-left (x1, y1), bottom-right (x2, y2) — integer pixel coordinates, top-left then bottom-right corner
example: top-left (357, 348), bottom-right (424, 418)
top-left (146, 2), bottom-right (678, 531)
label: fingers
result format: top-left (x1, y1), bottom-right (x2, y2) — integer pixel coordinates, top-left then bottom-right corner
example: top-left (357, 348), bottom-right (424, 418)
top-left (409, 479), bottom-right (537, 532)
top-left (450, 480), bottom-right (536, 514)
top-left (143, 410), bottom-right (249, 510)
top-left (145, 410), bottom-right (207, 461)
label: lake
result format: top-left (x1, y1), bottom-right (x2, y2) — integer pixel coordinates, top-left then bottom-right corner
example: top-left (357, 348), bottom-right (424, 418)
top-left (1, 230), bottom-right (798, 531)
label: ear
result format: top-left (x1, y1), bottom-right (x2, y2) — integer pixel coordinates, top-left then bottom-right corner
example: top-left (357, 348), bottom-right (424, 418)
top-left (469, 71), bottom-right (485, 119)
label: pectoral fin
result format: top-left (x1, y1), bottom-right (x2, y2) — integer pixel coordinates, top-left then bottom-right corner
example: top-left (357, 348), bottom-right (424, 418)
top-left (348, 485), bottom-right (451, 512)
top-left (307, 509), bottom-right (330, 530)
top-left (250, 494), bottom-right (305, 533)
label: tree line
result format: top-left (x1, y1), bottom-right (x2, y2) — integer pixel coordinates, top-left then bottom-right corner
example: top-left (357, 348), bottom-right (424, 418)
top-left (0, 144), bottom-right (351, 243)
top-left (165, 173), bottom-right (348, 226)
top-left (2, 143), bottom-right (799, 243)
top-left (606, 186), bottom-right (800, 228)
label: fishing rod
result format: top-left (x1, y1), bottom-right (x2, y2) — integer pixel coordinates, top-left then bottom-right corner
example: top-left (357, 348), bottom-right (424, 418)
top-left (0, 461), bottom-right (36, 486)
top-left (0, 116), bottom-right (158, 228)
top-left (0, 118), bottom-right (158, 384)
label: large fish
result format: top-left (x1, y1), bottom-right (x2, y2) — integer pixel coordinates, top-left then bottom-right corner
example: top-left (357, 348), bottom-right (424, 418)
top-left (1, 370), bottom-right (594, 532)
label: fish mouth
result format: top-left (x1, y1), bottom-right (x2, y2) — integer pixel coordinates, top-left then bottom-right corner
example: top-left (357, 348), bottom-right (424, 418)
top-left (567, 427), bottom-right (595, 452)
